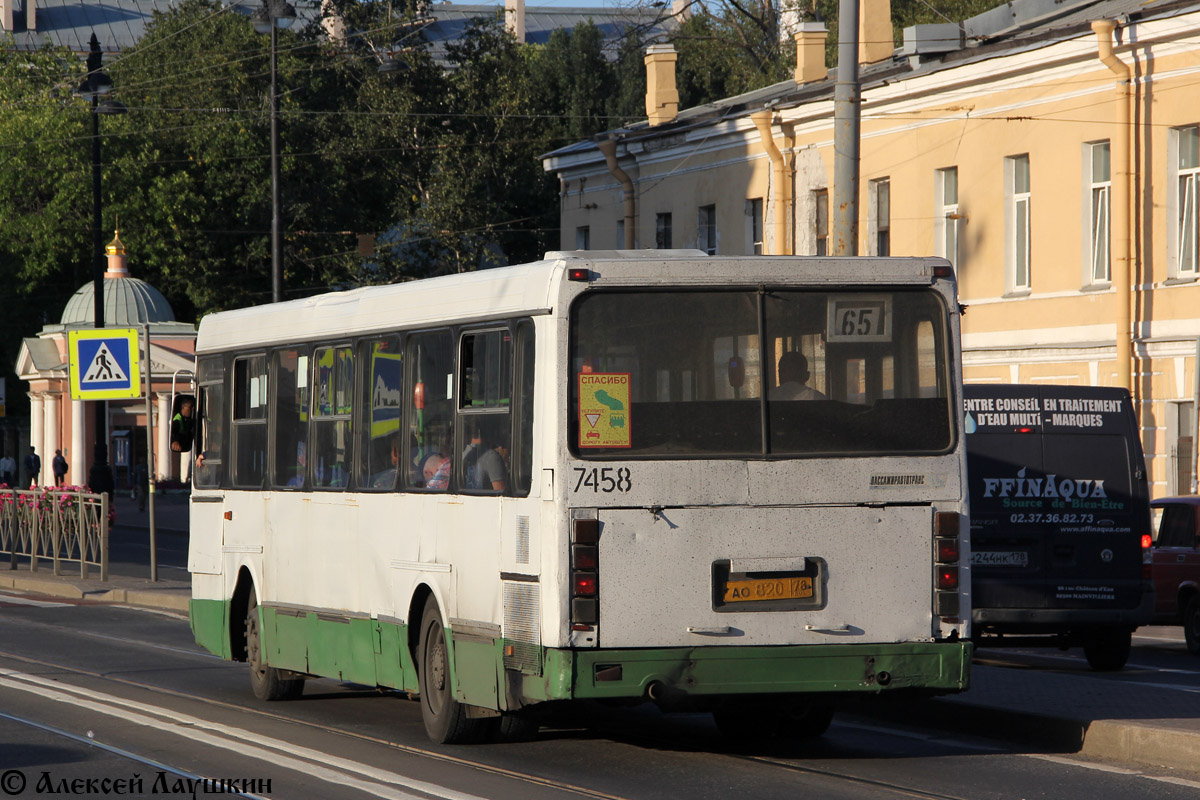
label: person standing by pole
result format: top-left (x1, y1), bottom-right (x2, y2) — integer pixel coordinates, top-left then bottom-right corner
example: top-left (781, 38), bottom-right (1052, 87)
top-left (24, 446), bottom-right (40, 488)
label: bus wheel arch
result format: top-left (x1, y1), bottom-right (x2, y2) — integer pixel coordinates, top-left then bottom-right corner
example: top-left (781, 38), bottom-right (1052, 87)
top-left (230, 567), bottom-right (255, 663)
top-left (407, 583), bottom-right (435, 671)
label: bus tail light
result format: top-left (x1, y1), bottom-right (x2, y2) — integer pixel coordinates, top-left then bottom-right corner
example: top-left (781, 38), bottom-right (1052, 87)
top-left (936, 566), bottom-right (959, 591)
top-left (571, 517), bottom-right (599, 626)
top-left (934, 512), bottom-right (961, 620)
top-left (1142, 533), bottom-right (1154, 579)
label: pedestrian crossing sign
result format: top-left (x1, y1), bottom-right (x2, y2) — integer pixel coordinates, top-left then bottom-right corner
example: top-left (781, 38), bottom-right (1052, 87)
top-left (68, 328), bottom-right (142, 400)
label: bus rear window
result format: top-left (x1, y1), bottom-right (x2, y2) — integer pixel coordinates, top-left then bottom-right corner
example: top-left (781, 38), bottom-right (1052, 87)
top-left (569, 289), bottom-right (953, 458)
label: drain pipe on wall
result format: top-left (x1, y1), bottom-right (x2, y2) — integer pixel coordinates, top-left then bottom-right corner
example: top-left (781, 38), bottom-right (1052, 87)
top-left (751, 111), bottom-right (792, 255)
top-left (1092, 19), bottom-right (1134, 394)
top-left (597, 137), bottom-right (636, 250)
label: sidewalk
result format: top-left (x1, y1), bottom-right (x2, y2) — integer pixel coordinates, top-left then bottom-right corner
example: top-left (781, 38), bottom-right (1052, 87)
top-left (0, 490), bottom-right (191, 612)
top-left (1, 499), bottom-right (1197, 776)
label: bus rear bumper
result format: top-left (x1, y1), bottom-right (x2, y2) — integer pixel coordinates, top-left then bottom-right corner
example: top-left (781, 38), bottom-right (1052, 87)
top-left (536, 641), bottom-right (973, 702)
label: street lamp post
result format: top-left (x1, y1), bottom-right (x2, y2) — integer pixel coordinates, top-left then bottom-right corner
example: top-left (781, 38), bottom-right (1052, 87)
top-left (251, 0), bottom-right (296, 304)
top-left (79, 33), bottom-right (127, 478)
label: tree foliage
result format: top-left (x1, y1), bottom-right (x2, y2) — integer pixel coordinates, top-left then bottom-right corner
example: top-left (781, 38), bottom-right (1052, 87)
top-left (0, 0), bottom-right (1008, 415)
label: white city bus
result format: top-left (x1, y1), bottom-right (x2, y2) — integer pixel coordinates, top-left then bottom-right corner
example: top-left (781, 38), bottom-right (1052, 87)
top-left (188, 251), bottom-right (972, 743)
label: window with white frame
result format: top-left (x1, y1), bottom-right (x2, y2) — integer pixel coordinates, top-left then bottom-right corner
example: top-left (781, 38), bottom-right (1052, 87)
top-left (935, 167), bottom-right (958, 268)
top-left (1007, 154), bottom-right (1031, 291)
top-left (870, 178), bottom-right (891, 256)
top-left (1176, 125), bottom-right (1200, 277)
top-left (1088, 142), bottom-right (1110, 284)
top-left (747, 198), bottom-right (764, 255)
top-left (699, 204), bottom-right (717, 255)
top-left (575, 226), bottom-right (590, 250)
top-left (814, 189), bottom-right (828, 256)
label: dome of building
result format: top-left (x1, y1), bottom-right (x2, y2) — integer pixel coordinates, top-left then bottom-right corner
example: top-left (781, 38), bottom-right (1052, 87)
top-left (59, 231), bottom-right (177, 325)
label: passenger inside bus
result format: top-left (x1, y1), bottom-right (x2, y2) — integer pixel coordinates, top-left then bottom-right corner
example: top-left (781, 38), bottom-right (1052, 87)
top-left (421, 452), bottom-right (450, 490)
top-left (770, 351), bottom-right (827, 401)
top-left (371, 436), bottom-right (402, 489)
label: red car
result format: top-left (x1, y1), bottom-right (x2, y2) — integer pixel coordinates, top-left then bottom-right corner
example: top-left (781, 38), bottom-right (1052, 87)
top-left (1150, 496), bottom-right (1200, 653)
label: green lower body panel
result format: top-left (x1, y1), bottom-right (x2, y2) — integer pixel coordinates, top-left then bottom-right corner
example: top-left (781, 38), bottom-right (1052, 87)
top-left (190, 595), bottom-right (970, 711)
top-left (190, 598), bottom-right (231, 661)
top-left (525, 641), bottom-right (973, 703)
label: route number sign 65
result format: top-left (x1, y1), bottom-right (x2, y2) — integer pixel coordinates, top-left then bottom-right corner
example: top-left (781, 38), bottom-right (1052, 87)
top-left (826, 295), bottom-right (893, 343)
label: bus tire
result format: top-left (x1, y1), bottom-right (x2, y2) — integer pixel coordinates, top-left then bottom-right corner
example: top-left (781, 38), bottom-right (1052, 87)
top-left (1184, 596), bottom-right (1200, 654)
top-left (246, 589), bottom-right (305, 701)
top-left (417, 601), bottom-right (489, 744)
top-left (1083, 628), bottom-right (1131, 671)
top-left (494, 711), bottom-right (539, 743)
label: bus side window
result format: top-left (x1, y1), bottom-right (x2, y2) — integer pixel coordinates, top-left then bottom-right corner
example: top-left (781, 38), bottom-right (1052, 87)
top-left (272, 347), bottom-right (310, 489)
top-left (194, 356), bottom-right (225, 488)
top-left (232, 355), bottom-right (268, 488)
top-left (458, 328), bottom-right (512, 494)
top-left (360, 337), bottom-right (403, 491)
top-left (312, 346), bottom-right (353, 489)
top-left (513, 321), bottom-right (535, 495)
top-left (407, 330), bottom-right (454, 490)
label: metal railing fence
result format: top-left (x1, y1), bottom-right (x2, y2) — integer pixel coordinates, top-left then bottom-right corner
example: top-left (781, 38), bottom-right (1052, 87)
top-left (0, 488), bottom-right (109, 580)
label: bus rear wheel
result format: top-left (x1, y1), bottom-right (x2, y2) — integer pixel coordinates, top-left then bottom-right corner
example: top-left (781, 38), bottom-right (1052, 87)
top-left (245, 589), bottom-right (304, 701)
top-left (417, 601), bottom-right (489, 744)
top-left (1083, 628), bottom-right (1132, 671)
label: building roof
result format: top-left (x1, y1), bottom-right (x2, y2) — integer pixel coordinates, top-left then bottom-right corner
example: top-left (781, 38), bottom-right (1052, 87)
top-left (59, 275), bottom-right (178, 326)
top-left (418, 3), bottom-right (674, 64)
top-left (2, 0), bottom-right (321, 54)
top-left (543, 0), bottom-right (1200, 165)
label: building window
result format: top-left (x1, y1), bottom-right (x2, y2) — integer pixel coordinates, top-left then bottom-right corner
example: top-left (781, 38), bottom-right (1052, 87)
top-left (616, 219), bottom-right (625, 248)
top-left (1088, 142), bottom-right (1111, 284)
top-left (1007, 154), bottom-right (1031, 292)
top-left (870, 178), bottom-right (890, 256)
top-left (748, 198), bottom-right (764, 255)
top-left (1175, 125), bottom-right (1200, 277)
top-left (814, 189), bottom-right (828, 256)
top-left (655, 213), bottom-right (672, 249)
top-left (699, 204), bottom-right (717, 255)
top-left (575, 226), bottom-right (590, 250)
top-left (935, 167), bottom-right (958, 269)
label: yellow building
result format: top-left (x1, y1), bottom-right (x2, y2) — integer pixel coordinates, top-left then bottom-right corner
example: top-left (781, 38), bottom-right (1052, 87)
top-left (542, 0), bottom-right (1200, 498)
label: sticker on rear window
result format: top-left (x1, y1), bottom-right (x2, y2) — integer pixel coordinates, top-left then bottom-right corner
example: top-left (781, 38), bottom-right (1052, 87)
top-left (578, 373), bottom-right (632, 448)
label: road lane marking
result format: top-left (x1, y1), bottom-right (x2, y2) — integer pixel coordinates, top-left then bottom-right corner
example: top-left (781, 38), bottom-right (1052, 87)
top-left (0, 593), bottom-right (72, 608)
top-left (0, 668), bottom-right (489, 800)
top-left (0, 709), bottom-right (267, 799)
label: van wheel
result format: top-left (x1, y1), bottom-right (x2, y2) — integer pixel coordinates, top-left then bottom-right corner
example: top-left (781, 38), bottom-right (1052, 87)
top-left (1083, 628), bottom-right (1132, 671)
top-left (1184, 596), bottom-right (1200, 654)
top-left (246, 589), bottom-right (304, 700)
top-left (417, 600), bottom-right (489, 744)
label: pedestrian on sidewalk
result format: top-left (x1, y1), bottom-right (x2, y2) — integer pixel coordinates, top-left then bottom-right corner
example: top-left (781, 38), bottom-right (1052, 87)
top-left (52, 449), bottom-right (68, 486)
top-left (88, 443), bottom-right (115, 504)
top-left (23, 446), bottom-right (40, 488)
top-left (0, 452), bottom-right (15, 487)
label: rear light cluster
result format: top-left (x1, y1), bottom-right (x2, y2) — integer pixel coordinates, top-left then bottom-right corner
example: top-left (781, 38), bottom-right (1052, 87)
top-left (571, 518), bottom-right (599, 629)
top-left (1142, 533), bottom-right (1154, 579)
top-left (933, 511), bottom-right (960, 620)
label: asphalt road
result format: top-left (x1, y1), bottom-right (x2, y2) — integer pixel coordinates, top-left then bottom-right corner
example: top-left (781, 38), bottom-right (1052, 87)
top-left (1, 597), bottom-right (1199, 800)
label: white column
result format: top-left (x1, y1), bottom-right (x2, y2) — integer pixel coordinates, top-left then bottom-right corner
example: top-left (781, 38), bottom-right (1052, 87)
top-left (71, 397), bottom-right (86, 486)
top-left (44, 393), bottom-right (59, 485)
top-left (27, 392), bottom-right (43, 487)
top-left (157, 393), bottom-right (172, 481)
